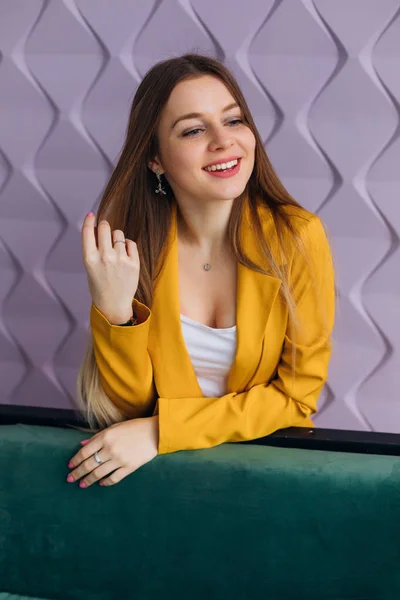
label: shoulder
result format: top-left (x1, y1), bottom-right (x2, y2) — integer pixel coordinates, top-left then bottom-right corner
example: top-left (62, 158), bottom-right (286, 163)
top-left (258, 202), bottom-right (316, 229)
top-left (279, 202), bottom-right (315, 222)
top-left (254, 202), bottom-right (333, 276)
top-left (257, 202), bottom-right (328, 245)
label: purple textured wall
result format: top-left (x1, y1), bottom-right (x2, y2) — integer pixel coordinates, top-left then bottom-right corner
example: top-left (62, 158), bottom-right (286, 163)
top-left (0, 0), bottom-right (399, 432)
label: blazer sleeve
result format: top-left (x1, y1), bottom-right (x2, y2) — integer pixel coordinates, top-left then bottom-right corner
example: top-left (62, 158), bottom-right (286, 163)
top-left (90, 299), bottom-right (156, 418)
top-left (157, 215), bottom-right (336, 454)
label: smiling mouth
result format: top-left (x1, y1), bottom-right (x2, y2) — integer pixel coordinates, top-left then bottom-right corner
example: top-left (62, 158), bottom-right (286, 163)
top-left (202, 158), bottom-right (242, 180)
top-left (203, 158), bottom-right (241, 172)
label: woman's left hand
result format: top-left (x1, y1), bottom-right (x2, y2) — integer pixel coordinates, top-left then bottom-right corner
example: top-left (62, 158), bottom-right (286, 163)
top-left (67, 416), bottom-right (159, 488)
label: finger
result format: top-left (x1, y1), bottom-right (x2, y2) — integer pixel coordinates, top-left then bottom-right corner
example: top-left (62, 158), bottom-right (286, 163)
top-left (67, 451), bottom-right (111, 484)
top-left (68, 437), bottom-right (103, 469)
top-left (125, 239), bottom-right (139, 261)
top-left (81, 213), bottom-right (97, 259)
top-left (100, 467), bottom-right (132, 487)
top-left (97, 219), bottom-right (113, 253)
top-left (112, 230), bottom-right (128, 255)
top-left (80, 432), bottom-right (100, 446)
top-left (79, 460), bottom-right (120, 488)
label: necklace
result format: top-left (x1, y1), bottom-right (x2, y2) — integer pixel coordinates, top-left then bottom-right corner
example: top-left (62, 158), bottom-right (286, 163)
top-left (203, 263), bottom-right (211, 271)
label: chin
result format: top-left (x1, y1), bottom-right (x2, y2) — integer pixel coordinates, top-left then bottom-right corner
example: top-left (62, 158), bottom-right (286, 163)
top-left (213, 181), bottom-right (248, 201)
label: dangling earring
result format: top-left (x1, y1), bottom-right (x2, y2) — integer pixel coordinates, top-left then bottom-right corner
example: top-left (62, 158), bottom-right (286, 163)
top-left (155, 169), bottom-right (166, 195)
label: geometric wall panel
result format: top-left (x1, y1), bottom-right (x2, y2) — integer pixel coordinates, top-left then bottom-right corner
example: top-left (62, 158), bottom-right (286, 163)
top-left (0, 0), bottom-right (399, 433)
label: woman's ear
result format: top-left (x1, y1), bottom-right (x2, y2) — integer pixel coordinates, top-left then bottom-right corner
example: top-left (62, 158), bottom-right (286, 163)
top-left (148, 159), bottom-right (164, 174)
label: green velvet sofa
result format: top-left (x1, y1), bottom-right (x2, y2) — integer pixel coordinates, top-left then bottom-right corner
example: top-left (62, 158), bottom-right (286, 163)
top-left (1, 418), bottom-right (400, 600)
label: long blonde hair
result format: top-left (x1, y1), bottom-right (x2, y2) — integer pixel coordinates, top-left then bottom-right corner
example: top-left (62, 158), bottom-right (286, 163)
top-left (76, 53), bottom-right (335, 430)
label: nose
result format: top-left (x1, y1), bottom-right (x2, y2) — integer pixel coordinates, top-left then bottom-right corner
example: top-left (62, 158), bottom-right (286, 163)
top-left (208, 124), bottom-right (234, 151)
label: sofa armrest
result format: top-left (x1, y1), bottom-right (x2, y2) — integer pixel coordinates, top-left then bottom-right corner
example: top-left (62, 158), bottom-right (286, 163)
top-left (1, 423), bottom-right (400, 599)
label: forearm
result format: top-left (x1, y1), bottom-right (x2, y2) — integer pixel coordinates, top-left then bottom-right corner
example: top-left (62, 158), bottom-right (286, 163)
top-left (156, 335), bottom-right (332, 454)
top-left (91, 300), bottom-right (156, 417)
top-left (157, 379), bottom-right (319, 454)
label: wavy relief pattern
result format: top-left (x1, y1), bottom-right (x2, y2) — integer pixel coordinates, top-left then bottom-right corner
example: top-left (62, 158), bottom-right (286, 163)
top-left (359, 6), bottom-right (400, 432)
top-left (26, 0), bottom-right (108, 407)
top-left (0, 0), bottom-right (399, 434)
top-left (309, 0), bottom-right (399, 430)
top-left (77, 0), bottom-right (157, 162)
top-left (249, 0), bottom-right (347, 426)
top-left (0, 0), bottom-right (67, 408)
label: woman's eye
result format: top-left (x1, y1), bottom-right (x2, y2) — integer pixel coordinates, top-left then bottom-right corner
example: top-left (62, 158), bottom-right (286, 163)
top-left (183, 128), bottom-right (203, 137)
top-left (182, 119), bottom-right (243, 138)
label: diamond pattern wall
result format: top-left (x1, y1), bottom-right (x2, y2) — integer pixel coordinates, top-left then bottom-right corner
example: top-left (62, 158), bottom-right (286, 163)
top-left (0, 0), bottom-right (399, 432)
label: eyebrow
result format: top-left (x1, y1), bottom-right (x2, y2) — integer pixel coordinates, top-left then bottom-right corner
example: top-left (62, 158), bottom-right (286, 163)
top-left (171, 102), bottom-right (240, 130)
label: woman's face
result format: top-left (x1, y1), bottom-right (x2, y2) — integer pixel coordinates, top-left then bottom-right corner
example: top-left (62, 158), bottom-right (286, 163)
top-left (150, 75), bottom-right (256, 206)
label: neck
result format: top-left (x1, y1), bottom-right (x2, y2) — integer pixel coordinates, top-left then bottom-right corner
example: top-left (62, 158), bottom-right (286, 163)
top-left (176, 200), bottom-right (233, 259)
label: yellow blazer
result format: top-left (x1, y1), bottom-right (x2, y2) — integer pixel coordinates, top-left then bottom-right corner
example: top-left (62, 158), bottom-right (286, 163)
top-left (90, 201), bottom-right (335, 454)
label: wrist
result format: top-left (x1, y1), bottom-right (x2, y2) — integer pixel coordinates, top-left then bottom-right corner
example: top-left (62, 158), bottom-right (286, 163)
top-left (94, 305), bottom-right (133, 325)
top-left (115, 310), bottom-right (138, 326)
top-left (108, 310), bottom-right (136, 326)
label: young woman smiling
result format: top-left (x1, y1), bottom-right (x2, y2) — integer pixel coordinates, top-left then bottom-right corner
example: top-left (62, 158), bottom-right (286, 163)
top-left (68, 53), bottom-right (336, 489)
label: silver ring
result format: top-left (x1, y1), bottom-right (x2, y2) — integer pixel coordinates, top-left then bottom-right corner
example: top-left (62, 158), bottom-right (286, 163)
top-left (94, 451), bottom-right (102, 464)
top-left (113, 240), bottom-right (126, 245)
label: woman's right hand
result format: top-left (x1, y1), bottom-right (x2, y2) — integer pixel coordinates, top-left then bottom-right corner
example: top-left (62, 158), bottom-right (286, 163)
top-left (81, 213), bottom-right (140, 325)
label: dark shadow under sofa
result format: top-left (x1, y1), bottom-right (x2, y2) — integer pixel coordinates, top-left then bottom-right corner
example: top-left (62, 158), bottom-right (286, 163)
top-left (1, 406), bottom-right (400, 600)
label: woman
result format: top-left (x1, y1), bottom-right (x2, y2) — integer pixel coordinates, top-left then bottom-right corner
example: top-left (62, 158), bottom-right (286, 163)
top-left (67, 53), bottom-right (336, 489)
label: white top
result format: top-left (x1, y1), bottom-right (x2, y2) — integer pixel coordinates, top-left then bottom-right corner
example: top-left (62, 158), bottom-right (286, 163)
top-left (180, 313), bottom-right (237, 397)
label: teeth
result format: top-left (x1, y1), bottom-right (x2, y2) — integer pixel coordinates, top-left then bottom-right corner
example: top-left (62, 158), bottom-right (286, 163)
top-left (204, 159), bottom-right (239, 172)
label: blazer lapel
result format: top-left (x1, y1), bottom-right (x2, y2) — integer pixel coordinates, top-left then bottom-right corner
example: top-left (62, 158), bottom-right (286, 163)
top-left (149, 200), bottom-right (283, 399)
top-left (149, 204), bottom-right (204, 398)
top-left (227, 202), bottom-right (283, 392)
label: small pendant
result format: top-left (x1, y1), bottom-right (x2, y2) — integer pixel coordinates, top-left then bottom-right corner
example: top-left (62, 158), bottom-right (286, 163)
top-left (203, 263), bottom-right (211, 271)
